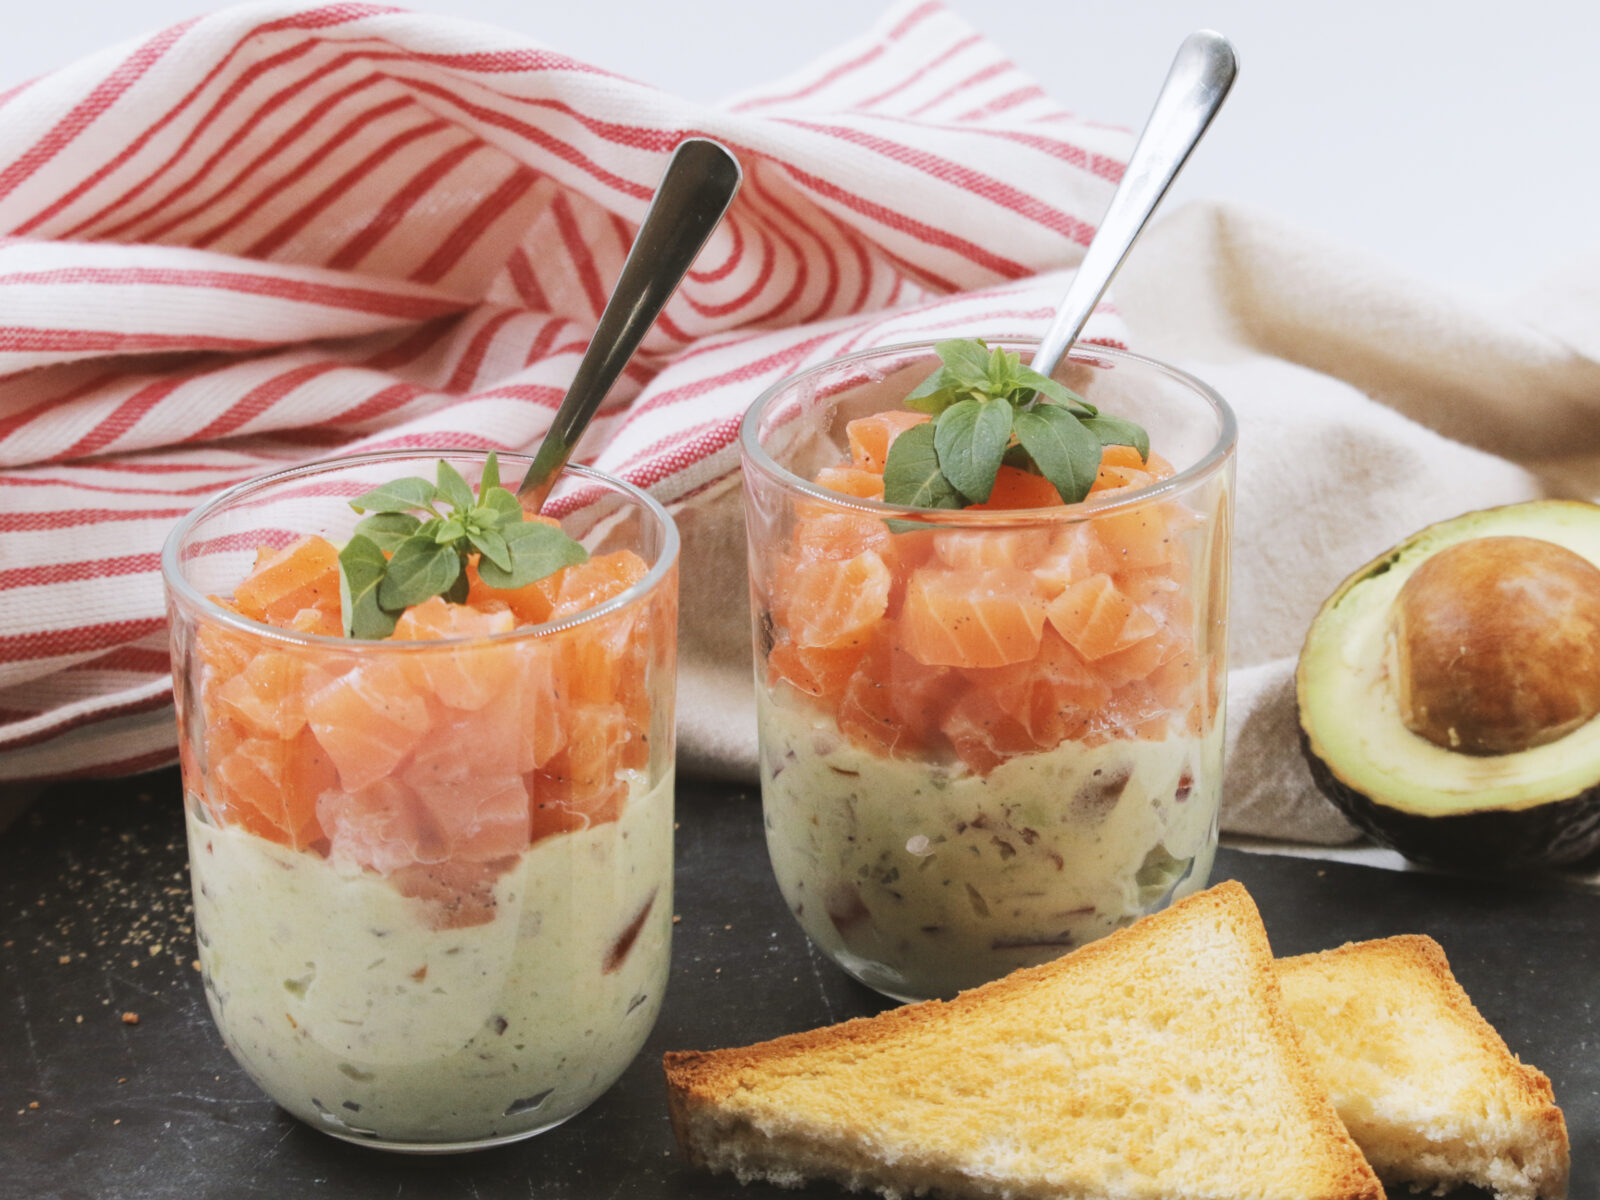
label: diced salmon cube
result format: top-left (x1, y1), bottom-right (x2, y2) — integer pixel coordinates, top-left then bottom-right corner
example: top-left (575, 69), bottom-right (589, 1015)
top-left (304, 659), bottom-right (432, 792)
top-left (845, 410), bottom-right (928, 474)
top-left (933, 527), bottom-right (1053, 571)
top-left (233, 536), bottom-right (341, 625)
top-left (783, 551), bottom-right (892, 651)
top-left (898, 567), bottom-right (1045, 668)
top-left (814, 466), bottom-right (887, 500)
top-left (1045, 574), bottom-right (1159, 661)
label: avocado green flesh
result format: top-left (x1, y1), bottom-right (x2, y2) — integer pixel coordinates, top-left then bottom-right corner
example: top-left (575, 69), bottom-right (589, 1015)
top-left (1297, 501), bottom-right (1600, 820)
top-left (1300, 729), bottom-right (1600, 870)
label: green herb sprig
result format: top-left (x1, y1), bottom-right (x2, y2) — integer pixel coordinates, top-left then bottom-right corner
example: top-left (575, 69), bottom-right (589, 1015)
top-left (338, 453), bottom-right (588, 639)
top-left (882, 339), bottom-right (1150, 508)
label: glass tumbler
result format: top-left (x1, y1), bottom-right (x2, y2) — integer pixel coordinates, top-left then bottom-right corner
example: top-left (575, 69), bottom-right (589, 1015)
top-left (163, 452), bottom-right (678, 1151)
top-left (740, 340), bottom-right (1235, 1002)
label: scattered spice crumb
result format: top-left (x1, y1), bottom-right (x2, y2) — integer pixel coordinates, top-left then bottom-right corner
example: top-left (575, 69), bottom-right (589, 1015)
top-left (75, 1016), bottom-right (83, 1025)
top-left (191, 960), bottom-right (200, 971)
top-left (723, 924), bottom-right (732, 931)
top-left (57, 955), bottom-right (71, 966)
top-left (118, 1078), bottom-right (127, 1084)
top-left (121, 1012), bottom-right (139, 1025)
top-left (28, 1101), bottom-right (39, 1110)
top-left (113, 1119), bottom-right (121, 1126)
top-left (672, 914), bottom-right (681, 924)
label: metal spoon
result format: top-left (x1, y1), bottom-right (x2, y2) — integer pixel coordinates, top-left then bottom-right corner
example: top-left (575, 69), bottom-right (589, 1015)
top-left (517, 137), bottom-right (743, 508)
top-left (1032, 31), bottom-right (1237, 377)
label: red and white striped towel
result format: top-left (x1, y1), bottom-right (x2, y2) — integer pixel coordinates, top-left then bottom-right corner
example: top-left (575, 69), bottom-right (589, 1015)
top-left (0, 0), bottom-right (1132, 782)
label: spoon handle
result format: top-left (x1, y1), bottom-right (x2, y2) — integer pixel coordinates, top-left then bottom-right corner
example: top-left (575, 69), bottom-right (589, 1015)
top-left (517, 137), bottom-right (743, 508)
top-left (1032, 31), bottom-right (1236, 377)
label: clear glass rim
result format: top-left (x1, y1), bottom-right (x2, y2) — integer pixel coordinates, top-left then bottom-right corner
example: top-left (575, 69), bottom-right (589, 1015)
top-left (738, 338), bottom-right (1237, 524)
top-left (161, 450), bottom-right (680, 650)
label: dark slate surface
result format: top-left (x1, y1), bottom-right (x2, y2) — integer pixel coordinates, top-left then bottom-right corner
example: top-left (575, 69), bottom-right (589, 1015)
top-left (1, 769), bottom-right (1593, 1200)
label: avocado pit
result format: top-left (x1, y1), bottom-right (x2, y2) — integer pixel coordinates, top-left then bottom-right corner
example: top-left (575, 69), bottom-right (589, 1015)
top-left (1390, 535), bottom-right (1600, 756)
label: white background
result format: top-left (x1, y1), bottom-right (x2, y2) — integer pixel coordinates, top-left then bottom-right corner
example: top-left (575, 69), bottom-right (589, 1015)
top-left (6, 1), bottom-right (1599, 304)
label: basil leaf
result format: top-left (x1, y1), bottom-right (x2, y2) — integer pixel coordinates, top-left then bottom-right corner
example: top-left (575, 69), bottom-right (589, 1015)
top-left (353, 511), bottom-right (420, 553)
top-left (1012, 365), bottom-right (1097, 415)
top-left (934, 338), bottom-right (994, 388)
top-left (444, 568), bottom-right (470, 605)
top-left (987, 344), bottom-right (1013, 388)
top-left (1012, 404), bottom-right (1102, 504)
top-left (478, 452), bottom-right (500, 497)
top-left (478, 521), bottom-right (589, 589)
top-left (468, 528), bottom-right (512, 573)
top-left (882, 422), bottom-right (965, 509)
top-left (436, 459), bottom-right (475, 512)
top-left (349, 476), bottom-right (438, 515)
top-left (379, 536), bottom-right (463, 609)
top-left (338, 534), bottom-right (398, 640)
top-left (479, 486), bottom-right (524, 526)
top-left (1081, 414), bottom-right (1151, 460)
top-left (435, 518), bottom-right (465, 544)
top-left (933, 397), bottom-right (1013, 503)
top-left (903, 366), bottom-right (964, 416)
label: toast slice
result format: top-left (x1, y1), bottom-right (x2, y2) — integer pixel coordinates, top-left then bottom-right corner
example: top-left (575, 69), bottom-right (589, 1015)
top-left (1278, 936), bottom-right (1569, 1200)
top-left (664, 881), bottom-right (1381, 1200)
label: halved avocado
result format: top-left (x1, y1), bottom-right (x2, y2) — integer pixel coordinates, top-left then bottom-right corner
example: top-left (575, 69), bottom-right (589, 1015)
top-left (1297, 500), bottom-right (1600, 873)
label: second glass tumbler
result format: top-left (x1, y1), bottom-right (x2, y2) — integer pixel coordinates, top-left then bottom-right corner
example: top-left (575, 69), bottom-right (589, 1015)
top-left (740, 339), bottom-right (1236, 1002)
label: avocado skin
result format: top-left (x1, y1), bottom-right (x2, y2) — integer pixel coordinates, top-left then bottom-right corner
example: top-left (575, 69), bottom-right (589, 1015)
top-left (1298, 726), bottom-right (1600, 874)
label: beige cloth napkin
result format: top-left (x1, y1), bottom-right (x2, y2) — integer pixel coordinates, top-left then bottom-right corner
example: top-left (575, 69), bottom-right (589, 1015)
top-left (680, 200), bottom-right (1600, 844)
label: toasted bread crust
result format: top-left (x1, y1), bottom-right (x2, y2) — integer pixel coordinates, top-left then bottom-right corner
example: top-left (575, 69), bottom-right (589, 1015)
top-left (665, 881), bottom-right (1383, 1200)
